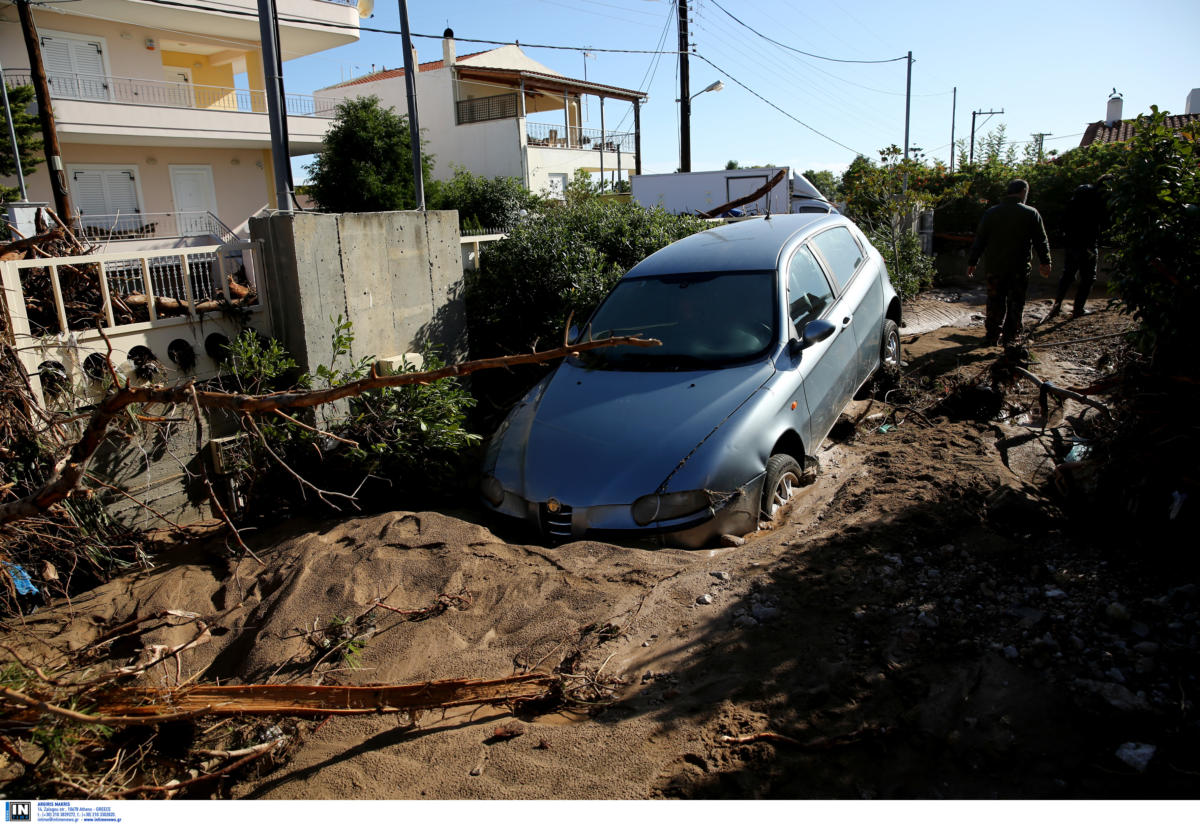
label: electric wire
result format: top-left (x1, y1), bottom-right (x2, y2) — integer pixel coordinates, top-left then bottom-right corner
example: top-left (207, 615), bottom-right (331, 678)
top-left (690, 51), bottom-right (863, 156)
top-left (706, 0), bottom-right (906, 64)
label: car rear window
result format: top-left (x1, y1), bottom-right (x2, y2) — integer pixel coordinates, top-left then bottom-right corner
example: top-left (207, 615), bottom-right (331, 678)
top-left (810, 226), bottom-right (864, 289)
top-left (787, 246), bottom-right (834, 332)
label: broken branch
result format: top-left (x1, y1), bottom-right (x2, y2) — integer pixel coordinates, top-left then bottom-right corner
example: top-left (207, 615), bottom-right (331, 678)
top-left (1012, 366), bottom-right (1113, 418)
top-left (0, 335), bottom-right (659, 525)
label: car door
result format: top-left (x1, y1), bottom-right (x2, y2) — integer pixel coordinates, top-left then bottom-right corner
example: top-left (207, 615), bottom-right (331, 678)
top-left (785, 244), bottom-right (857, 447)
top-left (810, 225), bottom-right (884, 386)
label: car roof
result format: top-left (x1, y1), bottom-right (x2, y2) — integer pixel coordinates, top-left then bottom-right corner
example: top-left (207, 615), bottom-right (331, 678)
top-left (625, 213), bottom-right (845, 278)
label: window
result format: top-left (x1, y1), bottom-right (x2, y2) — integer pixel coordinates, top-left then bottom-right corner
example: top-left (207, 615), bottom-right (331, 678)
top-left (69, 167), bottom-right (142, 233)
top-left (787, 246), bottom-right (835, 332)
top-left (40, 31), bottom-right (109, 101)
top-left (810, 226), bottom-right (864, 289)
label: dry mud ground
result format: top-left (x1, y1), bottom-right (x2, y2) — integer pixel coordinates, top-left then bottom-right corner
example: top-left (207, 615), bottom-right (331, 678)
top-left (8, 289), bottom-right (1200, 799)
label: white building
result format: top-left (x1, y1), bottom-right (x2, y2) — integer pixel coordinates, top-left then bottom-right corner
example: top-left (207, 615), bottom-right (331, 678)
top-left (1, 0), bottom-right (361, 241)
top-left (318, 30), bottom-right (644, 198)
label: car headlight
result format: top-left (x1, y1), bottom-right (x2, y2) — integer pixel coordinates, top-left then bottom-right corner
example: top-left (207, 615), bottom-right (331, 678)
top-left (481, 475), bottom-right (505, 507)
top-left (631, 490), bottom-right (713, 526)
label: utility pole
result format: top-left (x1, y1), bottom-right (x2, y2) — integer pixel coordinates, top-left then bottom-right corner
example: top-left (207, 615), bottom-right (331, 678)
top-left (398, 0), bottom-right (425, 209)
top-left (1030, 132), bottom-right (1051, 162)
top-left (969, 108), bottom-right (1003, 166)
top-left (949, 86), bottom-right (957, 173)
top-left (256, 0), bottom-right (292, 212)
top-left (902, 50), bottom-right (912, 191)
top-left (15, 0), bottom-right (71, 220)
top-left (678, 0), bottom-right (691, 173)
top-left (582, 50), bottom-right (594, 119)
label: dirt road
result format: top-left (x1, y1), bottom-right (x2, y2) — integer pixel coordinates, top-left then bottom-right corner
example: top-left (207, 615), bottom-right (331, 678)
top-left (9, 292), bottom-right (1199, 799)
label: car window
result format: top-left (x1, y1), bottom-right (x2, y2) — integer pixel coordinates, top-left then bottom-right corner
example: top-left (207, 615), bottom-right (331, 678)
top-left (810, 226), bottom-right (864, 289)
top-left (576, 271), bottom-right (777, 371)
top-left (787, 246), bottom-right (835, 332)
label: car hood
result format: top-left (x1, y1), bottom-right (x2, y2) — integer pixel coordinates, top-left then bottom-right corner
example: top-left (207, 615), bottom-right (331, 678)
top-left (515, 358), bottom-right (775, 505)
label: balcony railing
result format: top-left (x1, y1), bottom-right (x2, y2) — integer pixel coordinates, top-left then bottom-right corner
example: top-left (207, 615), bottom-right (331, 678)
top-left (3, 70), bottom-right (338, 118)
top-left (526, 121), bottom-right (635, 152)
top-left (455, 92), bottom-right (518, 125)
top-left (73, 212), bottom-right (239, 244)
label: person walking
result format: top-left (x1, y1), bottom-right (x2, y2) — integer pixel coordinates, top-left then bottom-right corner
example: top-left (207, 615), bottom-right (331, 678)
top-left (1047, 182), bottom-right (1106, 320)
top-left (967, 179), bottom-right (1052, 346)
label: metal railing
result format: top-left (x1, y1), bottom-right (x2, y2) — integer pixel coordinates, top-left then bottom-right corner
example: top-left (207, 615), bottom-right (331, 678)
top-left (3, 70), bottom-right (338, 118)
top-left (1, 242), bottom-right (268, 402)
top-left (455, 92), bottom-right (518, 125)
top-left (526, 121), bottom-right (635, 152)
top-left (73, 212), bottom-right (239, 244)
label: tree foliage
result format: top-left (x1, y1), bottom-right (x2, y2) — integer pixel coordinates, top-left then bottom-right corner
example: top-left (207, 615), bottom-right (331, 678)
top-left (304, 96), bottom-right (434, 213)
top-left (1105, 107), bottom-right (1199, 368)
top-left (466, 199), bottom-right (707, 359)
top-left (430, 167), bottom-right (541, 234)
top-left (800, 169), bottom-right (839, 202)
top-left (0, 85), bottom-right (43, 204)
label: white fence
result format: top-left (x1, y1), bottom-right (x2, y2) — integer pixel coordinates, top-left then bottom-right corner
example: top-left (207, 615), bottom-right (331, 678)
top-left (0, 242), bottom-right (269, 406)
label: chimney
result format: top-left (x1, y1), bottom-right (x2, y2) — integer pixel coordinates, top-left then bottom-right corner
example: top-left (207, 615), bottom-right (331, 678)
top-left (443, 28), bottom-right (456, 67)
top-left (1187, 88), bottom-right (1200, 115)
top-left (1106, 90), bottom-right (1123, 126)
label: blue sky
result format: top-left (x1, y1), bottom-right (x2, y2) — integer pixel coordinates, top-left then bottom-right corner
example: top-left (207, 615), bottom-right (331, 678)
top-left (284, 0), bottom-right (1200, 180)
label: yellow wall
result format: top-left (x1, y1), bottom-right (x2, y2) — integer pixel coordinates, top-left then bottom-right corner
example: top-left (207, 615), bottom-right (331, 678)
top-left (160, 50), bottom-right (239, 111)
top-left (244, 50), bottom-right (268, 113)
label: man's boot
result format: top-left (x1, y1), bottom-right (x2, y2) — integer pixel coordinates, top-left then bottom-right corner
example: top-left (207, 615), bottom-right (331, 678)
top-left (1046, 300), bottom-right (1063, 320)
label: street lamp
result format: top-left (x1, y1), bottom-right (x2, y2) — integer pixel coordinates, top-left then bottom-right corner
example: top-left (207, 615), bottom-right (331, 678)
top-left (679, 80), bottom-right (723, 173)
top-left (691, 80), bottom-right (723, 100)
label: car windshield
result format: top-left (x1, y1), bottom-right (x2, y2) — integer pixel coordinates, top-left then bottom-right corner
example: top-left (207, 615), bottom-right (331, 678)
top-left (574, 271), bottom-right (777, 371)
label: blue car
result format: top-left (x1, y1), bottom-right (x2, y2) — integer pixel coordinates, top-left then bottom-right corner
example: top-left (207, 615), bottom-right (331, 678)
top-left (481, 213), bottom-right (901, 547)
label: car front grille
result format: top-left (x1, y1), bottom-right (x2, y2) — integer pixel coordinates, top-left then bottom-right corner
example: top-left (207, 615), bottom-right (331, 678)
top-left (540, 503), bottom-right (573, 542)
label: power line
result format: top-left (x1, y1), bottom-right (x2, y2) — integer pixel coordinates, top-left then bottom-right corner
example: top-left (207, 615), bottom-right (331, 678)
top-left (108, 0), bottom-right (689, 56)
top-left (690, 52), bottom-right (863, 156)
top-left (707, 0), bottom-right (906, 64)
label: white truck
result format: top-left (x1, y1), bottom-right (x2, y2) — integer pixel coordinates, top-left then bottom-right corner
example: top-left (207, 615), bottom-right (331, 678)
top-left (631, 167), bottom-right (833, 217)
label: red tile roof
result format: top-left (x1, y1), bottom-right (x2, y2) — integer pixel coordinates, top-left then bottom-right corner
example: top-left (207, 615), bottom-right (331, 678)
top-left (1079, 112), bottom-right (1200, 146)
top-left (329, 49), bottom-right (491, 88)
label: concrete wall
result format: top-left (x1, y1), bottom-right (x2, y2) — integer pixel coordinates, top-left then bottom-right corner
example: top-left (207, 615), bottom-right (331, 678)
top-left (250, 210), bottom-right (467, 375)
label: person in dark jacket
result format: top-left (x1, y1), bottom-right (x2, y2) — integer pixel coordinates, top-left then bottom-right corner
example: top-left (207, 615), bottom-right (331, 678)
top-left (1047, 182), bottom-right (1106, 319)
top-left (967, 179), bottom-right (1052, 345)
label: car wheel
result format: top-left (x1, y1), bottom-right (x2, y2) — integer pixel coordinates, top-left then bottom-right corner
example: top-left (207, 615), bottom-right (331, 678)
top-left (880, 319), bottom-right (901, 371)
top-left (762, 453), bottom-right (803, 521)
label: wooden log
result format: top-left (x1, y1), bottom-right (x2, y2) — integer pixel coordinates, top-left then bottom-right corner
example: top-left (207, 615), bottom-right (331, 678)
top-left (0, 228), bottom-right (65, 256)
top-left (91, 674), bottom-right (557, 720)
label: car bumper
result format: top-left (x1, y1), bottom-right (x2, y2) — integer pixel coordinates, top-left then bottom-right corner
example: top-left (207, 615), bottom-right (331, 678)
top-left (484, 473), bottom-right (766, 549)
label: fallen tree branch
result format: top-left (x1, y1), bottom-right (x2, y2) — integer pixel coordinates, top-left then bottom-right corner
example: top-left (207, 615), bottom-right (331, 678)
top-left (1012, 366), bottom-right (1113, 418)
top-left (1026, 331), bottom-right (1129, 350)
top-left (699, 169), bottom-right (788, 219)
top-left (114, 739), bottom-right (284, 798)
top-left (0, 685), bottom-right (212, 726)
top-left (90, 673), bottom-right (557, 719)
top-left (0, 335), bottom-right (660, 525)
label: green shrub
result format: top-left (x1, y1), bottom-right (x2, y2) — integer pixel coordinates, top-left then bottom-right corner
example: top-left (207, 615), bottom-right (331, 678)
top-left (431, 167), bottom-right (541, 234)
top-left (465, 199), bottom-right (707, 359)
top-left (1105, 107), bottom-right (1200, 368)
top-left (866, 224), bottom-right (936, 300)
top-left (218, 323), bottom-right (478, 515)
top-left (305, 96), bottom-right (435, 212)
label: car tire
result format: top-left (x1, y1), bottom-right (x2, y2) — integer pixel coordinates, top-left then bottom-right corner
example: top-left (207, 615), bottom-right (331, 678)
top-left (880, 319), bottom-right (901, 372)
top-left (762, 453), bottom-right (803, 521)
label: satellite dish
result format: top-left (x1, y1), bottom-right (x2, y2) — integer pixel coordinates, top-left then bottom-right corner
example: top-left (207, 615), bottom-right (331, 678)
top-left (356, 0), bottom-right (373, 18)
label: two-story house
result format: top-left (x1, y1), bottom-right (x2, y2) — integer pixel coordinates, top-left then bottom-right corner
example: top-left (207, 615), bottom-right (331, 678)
top-left (1, 0), bottom-right (360, 241)
top-left (318, 30), bottom-right (644, 199)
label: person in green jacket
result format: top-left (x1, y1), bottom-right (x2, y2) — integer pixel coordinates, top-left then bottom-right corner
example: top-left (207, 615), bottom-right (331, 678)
top-left (967, 179), bottom-right (1052, 346)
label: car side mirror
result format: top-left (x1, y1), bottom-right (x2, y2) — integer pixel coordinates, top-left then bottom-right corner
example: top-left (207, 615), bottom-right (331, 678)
top-left (801, 318), bottom-right (836, 348)
top-left (566, 324), bottom-right (581, 345)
